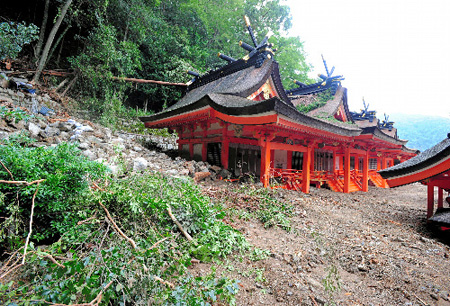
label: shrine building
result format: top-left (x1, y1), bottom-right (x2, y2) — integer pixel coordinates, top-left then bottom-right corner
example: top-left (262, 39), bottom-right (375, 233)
top-left (140, 17), bottom-right (417, 193)
top-left (379, 135), bottom-right (450, 222)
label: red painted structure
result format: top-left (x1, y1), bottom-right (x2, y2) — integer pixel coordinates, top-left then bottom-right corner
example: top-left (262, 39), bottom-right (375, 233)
top-left (379, 135), bottom-right (450, 219)
top-left (140, 19), bottom-right (416, 193)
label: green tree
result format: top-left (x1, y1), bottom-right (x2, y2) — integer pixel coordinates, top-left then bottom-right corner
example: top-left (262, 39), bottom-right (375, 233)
top-left (0, 21), bottom-right (39, 61)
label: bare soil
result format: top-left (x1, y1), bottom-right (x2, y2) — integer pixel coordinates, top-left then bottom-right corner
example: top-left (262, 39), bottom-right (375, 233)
top-left (193, 182), bottom-right (450, 306)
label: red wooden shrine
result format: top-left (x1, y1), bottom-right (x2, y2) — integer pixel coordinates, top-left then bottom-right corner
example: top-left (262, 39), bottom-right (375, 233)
top-left (140, 17), bottom-right (417, 194)
top-left (380, 135), bottom-right (450, 220)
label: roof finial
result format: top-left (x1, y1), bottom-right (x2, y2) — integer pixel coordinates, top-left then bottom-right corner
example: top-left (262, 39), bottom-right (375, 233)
top-left (244, 15), bottom-right (258, 47)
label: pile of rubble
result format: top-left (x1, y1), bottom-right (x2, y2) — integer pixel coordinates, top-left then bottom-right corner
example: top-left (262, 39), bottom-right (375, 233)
top-left (0, 85), bottom-right (229, 182)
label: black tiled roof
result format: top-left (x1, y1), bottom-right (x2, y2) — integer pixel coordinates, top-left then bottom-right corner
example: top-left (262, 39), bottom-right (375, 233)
top-left (379, 135), bottom-right (450, 179)
top-left (361, 126), bottom-right (408, 146)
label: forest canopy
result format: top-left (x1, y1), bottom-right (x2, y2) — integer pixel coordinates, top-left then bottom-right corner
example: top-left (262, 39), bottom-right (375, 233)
top-left (1, 0), bottom-right (312, 115)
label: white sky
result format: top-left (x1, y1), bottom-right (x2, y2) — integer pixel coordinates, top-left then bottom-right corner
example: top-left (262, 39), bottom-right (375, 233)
top-left (284, 0), bottom-right (450, 118)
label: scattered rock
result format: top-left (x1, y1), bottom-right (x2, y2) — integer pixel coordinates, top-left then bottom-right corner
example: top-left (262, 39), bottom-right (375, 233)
top-left (27, 122), bottom-right (41, 136)
top-left (44, 126), bottom-right (60, 137)
top-left (78, 142), bottom-right (90, 150)
top-left (194, 171), bottom-right (211, 182)
top-left (133, 157), bottom-right (148, 172)
top-left (82, 150), bottom-right (97, 161)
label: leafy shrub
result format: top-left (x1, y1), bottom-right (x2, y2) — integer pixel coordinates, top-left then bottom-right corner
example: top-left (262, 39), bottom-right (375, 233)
top-left (1, 172), bottom-right (246, 305)
top-left (0, 141), bottom-right (108, 244)
top-left (0, 106), bottom-right (34, 123)
top-left (0, 21), bottom-right (39, 60)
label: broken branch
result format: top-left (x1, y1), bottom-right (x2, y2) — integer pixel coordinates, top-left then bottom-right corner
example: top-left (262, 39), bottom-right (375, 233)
top-left (111, 76), bottom-right (187, 87)
top-left (22, 182), bottom-right (41, 264)
top-left (0, 179), bottom-right (45, 186)
top-left (98, 200), bottom-right (137, 249)
top-left (154, 276), bottom-right (175, 288)
top-left (167, 205), bottom-right (194, 242)
top-left (0, 159), bottom-right (13, 180)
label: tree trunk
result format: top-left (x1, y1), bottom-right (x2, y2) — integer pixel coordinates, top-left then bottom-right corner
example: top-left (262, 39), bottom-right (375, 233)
top-left (46, 24), bottom-right (71, 66)
top-left (33, 0), bottom-right (73, 84)
top-left (35, 0), bottom-right (50, 60)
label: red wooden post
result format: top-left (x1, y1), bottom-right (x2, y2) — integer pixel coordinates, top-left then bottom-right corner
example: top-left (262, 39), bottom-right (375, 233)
top-left (438, 187), bottom-right (444, 209)
top-left (260, 138), bottom-right (272, 187)
top-left (382, 157), bottom-right (387, 170)
top-left (221, 123), bottom-right (229, 169)
top-left (354, 155), bottom-right (359, 171)
top-left (202, 123), bottom-right (208, 162)
top-left (362, 151), bottom-right (369, 192)
top-left (310, 147), bottom-right (315, 172)
top-left (427, 183), bottom-right (434, 219)
top-left (344, 147), bottom-right (351, 193)
top-left (202, 143), bottom-right (208, 162)
top-left (377, 157), bottom-right (381, 171)
top-left (287, 151), bottom-right (292, 169)
top-left (221, 139), bottom-right (229, 169)
top-left (302, 146), bottom-right (312, 193)
top-left (332, 151), bottom-right (337, 173)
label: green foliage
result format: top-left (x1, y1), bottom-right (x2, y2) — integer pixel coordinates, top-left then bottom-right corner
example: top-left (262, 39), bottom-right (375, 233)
top-left (0, 21), bottom-right (39, 60)
top-left (69, 22), bottom-right (141, 101)
top-left (0, 140), bottom-right (108, 243)
top-left (235, 184), bottom-right (294, 231)
top-left (167, 272), bottom-right (240, 305)
top-left (1, 171), bottom-right (246, 305)
top-left (296, 89), bottom-right (334, 113)
top-left (0, 106), bottom-right (34, 123)
top-left (270, 35), bottom-right (313, 89)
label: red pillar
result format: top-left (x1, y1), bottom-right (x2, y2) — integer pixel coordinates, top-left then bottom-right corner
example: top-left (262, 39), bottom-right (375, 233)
top-left (201, 124), bottom-right (208, 162)
top-left (310, 147), bottom-right (315, 172)
top-left (344, 147), bottom-right (351, 193)
top-left (339, 155), bottom-right (343, 171)
top-left (270, 149), bottom-right (275, 168)
top-left (221, 123), bottom-right (229, 169)
top-left (202, 143), bottom-right (207, 162)
top-left (221, 139), bottom-right (229, 169)
top-left (427, 184), bottom-right (434, 219)
top-left (332, 151), bottom-right (337, 173)
top-left (287, 151), bottom-right (293, 169)
top-left (260, 139), bottom-right (271, 187)
top-left (382, 157), bottom-right (387, 170)
top-left (438, 187), bottom-right (444, 209)
top-left (377, 157), bottom-right (381, 171)
top-left (362, 151), bottom-right (369, 192)
top-left (302, 146), bottom-right (312, 193)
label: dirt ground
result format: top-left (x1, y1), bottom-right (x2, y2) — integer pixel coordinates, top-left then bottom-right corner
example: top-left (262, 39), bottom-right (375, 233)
top-left (193, 182), bottom-right (450, 306)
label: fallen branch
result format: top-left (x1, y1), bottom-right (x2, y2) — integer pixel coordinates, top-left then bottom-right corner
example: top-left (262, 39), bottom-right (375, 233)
top-left (149, 237), bottom-right (170, 250)
top-left (0, 159), bottom-right (13, 180)
top-left (98, 200), bottom-right (137, 249)
top-left (43, 253), bottom-right (65, 268)
top-left (388, 220), bottom-right (402, 226)
top-left (111, 76), bottom-right (187, 87)
top-left (22, 182), bottom-right (41, 264)
top-left (77, 213), bottom-right (98, 225)
top-left (0, 179), bottom-right (46, 186)
top-left (154, 276), bottom-right (175, 288)
top-left (413, 293), bottom-right (429, 306)
top-left (61, 74), bottom-right (78, 96)
top-left (167, 205), bottom-right (194, 242)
